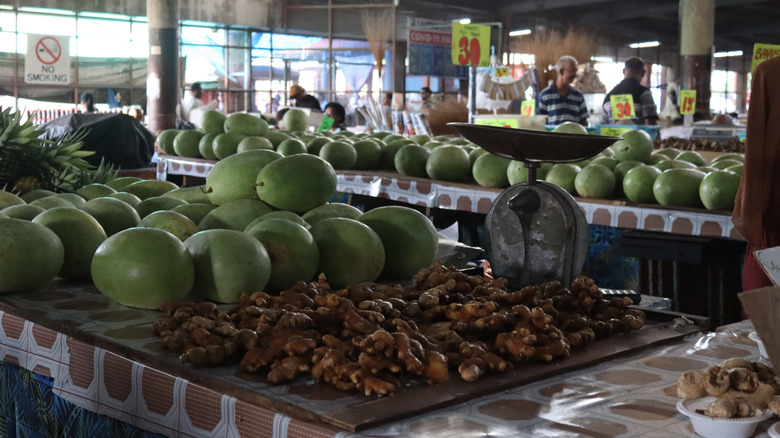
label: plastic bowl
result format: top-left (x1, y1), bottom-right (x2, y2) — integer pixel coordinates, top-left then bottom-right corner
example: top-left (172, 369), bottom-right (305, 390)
top-left (769, 421), bottom-right (780, 438)
top-left (677, 397), bottom-right (772, 438)
top-left (749, 330), bottom-right (769, 358)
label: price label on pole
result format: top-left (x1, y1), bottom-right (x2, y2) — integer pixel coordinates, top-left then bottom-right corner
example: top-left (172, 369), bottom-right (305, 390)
top-left (451, 22), bottom-right (491, 67)
top-left (520, 100), bottom-right (535, 116)
top-left (475, 118), bottom-right (519, 129)
top-left (318, 115), bottom-right (334, 132)
top-left (609, 94), bottom-right (635, 121)
top-left (679, 90), bottom-right (697, 115)
top-left (494, 67), bottom-right (509, 77)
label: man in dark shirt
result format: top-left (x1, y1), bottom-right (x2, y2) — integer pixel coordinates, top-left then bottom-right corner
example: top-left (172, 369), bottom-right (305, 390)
top-left (602, 57), bottom-right (658, 125)
top-left (290, 84), bottom-right (322, 111)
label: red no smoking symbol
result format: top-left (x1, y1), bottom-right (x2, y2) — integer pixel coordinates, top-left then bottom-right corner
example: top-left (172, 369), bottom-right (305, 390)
top-left (36, 37), bottom-right (61, 65)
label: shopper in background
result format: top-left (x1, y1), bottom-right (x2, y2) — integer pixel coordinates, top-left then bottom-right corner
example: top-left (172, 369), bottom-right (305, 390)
top-left (421, 86), bottom-right (434, 109)
top-left (80, 92), bottom-right (96, 113)
top-left (732, 55), bottom-right (780, 291)
top-left (535, 55), bottom-right (588, 126)
top-left (324, 102), bottom-right (346, 131)
top-left (179, 82), bottom-right (205, 124)
top-left (602, 57), bottom-right (659, 125)
top-left (290, 84), bottom-right (322, 111)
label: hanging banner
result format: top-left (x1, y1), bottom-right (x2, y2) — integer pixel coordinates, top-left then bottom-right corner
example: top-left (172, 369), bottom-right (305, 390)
top-left (408, 28), bottom-right (468, 77)
top-left (25, 34), bottom-right (71, 84)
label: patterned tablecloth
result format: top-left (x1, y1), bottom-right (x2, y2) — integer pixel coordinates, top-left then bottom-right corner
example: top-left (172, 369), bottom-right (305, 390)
top-left (156, 155), bottom-right (742, 240)
top-left (0, 279), bottom-right (773, 438)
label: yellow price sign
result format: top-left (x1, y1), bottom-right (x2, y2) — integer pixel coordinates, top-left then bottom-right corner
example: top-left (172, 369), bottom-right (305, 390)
top-left (610, 94), bottom-right (635, 121)
top-left (679, 89), bottom-right (697, 115)
top-left (520, 100), bottom-right (535, 116)
top-left (494, 67), bottom-right (509, 77)
top-left (751, 43), bottom-right (780, 74)
top-left (475, 118), bottom-right (519, 128)
top-left (451, 22), bottom-right (491, 67)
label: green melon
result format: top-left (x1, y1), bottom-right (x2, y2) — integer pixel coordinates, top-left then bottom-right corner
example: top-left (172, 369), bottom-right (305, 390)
top-left (283, 109), bottom-right (309, 132)
top-left (198, 132), bottom-right (220, 160)
top-left (358, 206), bottom-right (437, 278)
top-left (319, 141), bottom-right (357, 170)
top-left (162, 185), bottom-right (211, 204)
top-left (91, 228), bottom-right (194, 309)
top-left (80, 197), bottom-right (141, 236)
top-left (0, 218), bottom-right (64, 293)
top-left (157, 129), bottom-right (180, 155)
top-left (134, 196), bottom-right (188, 219)
top-left (237, 136), bottom-right (274, 153)
top-left (352, 140), bottom-right (383, 170)
top-left (472, 154), bottom-right (511, 188)
top-left (107, 192), bottom-right (143, 207)
top-left (21, 189), bottom-right (56, 203)
top-left (255, 154), bottom-right (337, 214)
top-left (122, 179), bottom-right (180, 200)
top-left (426, 145), bottom-right (471, 181)
top-left (277, 138), bottom-right (307, 156)
top-left (310, 217), bottom-right (385, 288)
top-left (171, 203), bottom-right (217, 225)
top-left (244, 211), bottom-right (309, 231)
top-left (198, 198), bottom-right (273, 231)
top-left (244, 218), bottom-right (319, 292)
top-left (200, 110), bottom-right (226, 134)
top-left (301, 203), bottom-right (363, 226)
top-left (224, 113), bottom-right (269, 137)
top-left (138, 210), bottom-right (200, 241)
top-left (173, 130), bottom-right (205, 158)
top-left (32, 207), bottom-right (107, 280)
top-left (0, 190), bottom-right (25, 209)
top-left (105, 177), bottom-right (142, 191)
top-left (206, 149), bottom-right (283, 206)
top-left (76, 183), bottom-right (117, 201)
top-left (0, 204), bottom-right (44, 221)
top-left (263, 131), bottom-right (292, 148)
top-left (185, 229), bottom-right (271, 303)
top-left (212, 132), bottom-right (247, 160)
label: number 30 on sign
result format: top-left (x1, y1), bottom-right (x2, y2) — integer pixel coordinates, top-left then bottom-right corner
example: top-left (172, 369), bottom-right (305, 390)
top-left (609, 94), bottom-right (635, 121)
top-left (451, 22), bottom-right (490, 67)
top-left (679, 90), bottom-right (696, 115)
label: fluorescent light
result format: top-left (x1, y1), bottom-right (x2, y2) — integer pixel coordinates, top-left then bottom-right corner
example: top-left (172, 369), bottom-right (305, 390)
top-left (714, 50), bottom-right (743, 58)
top-left (457, 18), bottom-right (471, 24)
top-left (509, 29), bottom-right (532, 37)
top-left (591, 56), bottom-right (613, 63)
top-left (629, 41), bottom-right (660, 48)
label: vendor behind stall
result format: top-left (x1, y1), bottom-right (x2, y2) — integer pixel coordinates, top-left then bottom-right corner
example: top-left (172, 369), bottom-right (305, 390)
top-left (601, 57), bottom-right (659, 125)
top-left (535, 56), bottom-right (589, 126)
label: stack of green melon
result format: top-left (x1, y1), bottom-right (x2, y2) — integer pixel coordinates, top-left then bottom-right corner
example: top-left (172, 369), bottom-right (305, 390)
top-left (0, 151), bottom-right (439, 310)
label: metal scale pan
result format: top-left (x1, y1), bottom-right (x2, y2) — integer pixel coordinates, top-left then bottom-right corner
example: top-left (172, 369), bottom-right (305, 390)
top-left (449, 123), bottom-right (621, 289)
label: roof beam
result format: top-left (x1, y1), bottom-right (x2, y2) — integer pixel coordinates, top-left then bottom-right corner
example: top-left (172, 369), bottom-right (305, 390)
top-left (499, 0), bottom-right (614, 15)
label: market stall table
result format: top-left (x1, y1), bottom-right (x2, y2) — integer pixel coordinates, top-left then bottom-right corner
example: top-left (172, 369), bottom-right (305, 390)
top-left (0, 278), bottom-right (772, 437)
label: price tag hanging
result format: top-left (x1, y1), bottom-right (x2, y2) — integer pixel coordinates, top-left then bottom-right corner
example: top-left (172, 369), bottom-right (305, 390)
top-left (609, 94), bottom-right (635, 121)
top-left (520, 100), bottom-right (535, 117)
top-left (451, 22), bottom-right (491, 67)
top-left (679, 89), bottom-right (697, 115)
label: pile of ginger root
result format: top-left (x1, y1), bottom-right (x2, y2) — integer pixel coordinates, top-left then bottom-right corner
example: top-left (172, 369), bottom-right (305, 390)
top-left (154, 262), bottom-right (645, 397)
top-left (677, 357), bottom-right (780, 418)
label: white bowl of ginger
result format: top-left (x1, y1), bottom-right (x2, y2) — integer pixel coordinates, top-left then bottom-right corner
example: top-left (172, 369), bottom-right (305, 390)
top-left (677, 396), bottom-right (772, 438)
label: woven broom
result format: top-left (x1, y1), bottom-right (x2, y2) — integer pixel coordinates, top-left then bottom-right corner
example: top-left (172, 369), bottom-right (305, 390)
top-left (361, 9), bottom-right (393, 80)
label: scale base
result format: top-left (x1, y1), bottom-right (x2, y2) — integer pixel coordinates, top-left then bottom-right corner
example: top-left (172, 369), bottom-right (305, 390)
top-left (485, 181), bottom-right (589, 289)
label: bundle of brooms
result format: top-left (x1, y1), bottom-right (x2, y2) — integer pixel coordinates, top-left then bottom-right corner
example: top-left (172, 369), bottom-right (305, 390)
top-left (509, 26), bottom-right (597, 88)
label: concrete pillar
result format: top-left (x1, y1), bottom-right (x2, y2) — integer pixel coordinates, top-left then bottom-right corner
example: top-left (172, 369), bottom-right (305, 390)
top-left (147, 0), bottom-right (179, 134)
top-left (679, 0), bottom-right (714, 120)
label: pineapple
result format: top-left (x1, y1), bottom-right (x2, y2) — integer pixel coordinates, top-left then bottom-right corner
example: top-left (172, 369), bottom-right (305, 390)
top-left (0, 108), bottom-right (96, 194)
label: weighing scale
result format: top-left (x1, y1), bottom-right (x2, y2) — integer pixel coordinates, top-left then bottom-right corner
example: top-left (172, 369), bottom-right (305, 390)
top-left (449, 123), bottom-right (621, 288)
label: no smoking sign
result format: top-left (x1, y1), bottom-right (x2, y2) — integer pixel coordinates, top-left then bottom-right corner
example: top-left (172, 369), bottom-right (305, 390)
top-left (25, 34), bottom-right (70, 84)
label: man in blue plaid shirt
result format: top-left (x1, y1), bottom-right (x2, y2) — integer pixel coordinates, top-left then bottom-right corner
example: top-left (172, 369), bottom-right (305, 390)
top-left (536, 55), bottom-right (589, 126)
